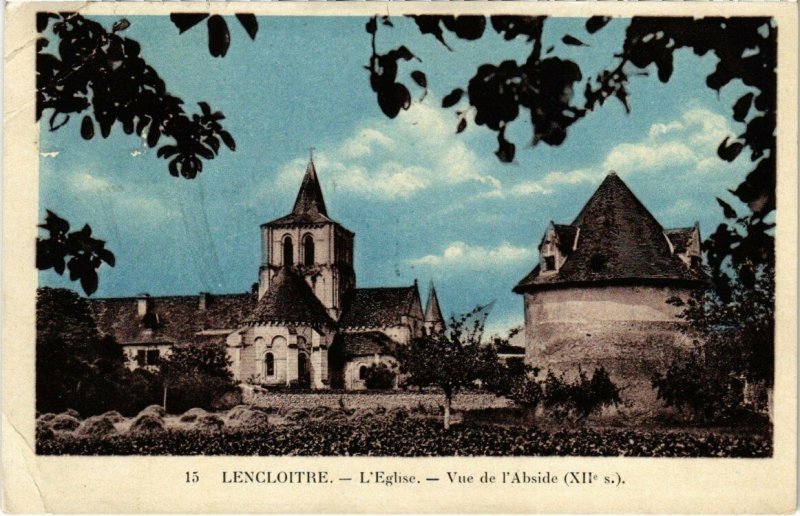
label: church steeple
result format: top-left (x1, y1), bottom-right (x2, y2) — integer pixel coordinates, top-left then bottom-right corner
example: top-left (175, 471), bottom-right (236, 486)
top-left (424, 281), bottom-right (444, 334)
top-left (292, 156), bottom-right (328, 218)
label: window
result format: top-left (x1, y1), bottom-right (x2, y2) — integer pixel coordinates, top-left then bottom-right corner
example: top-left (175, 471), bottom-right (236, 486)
top-left (136, 349), bottom-right (159, 366)
top-left (282, 236), bottom-right (293, 266)
top-left (146, 349), bottom-right (160, 365)
top-left (265, 353), bottom-right (274, 376)
top-left (359, 365), bottom-right (368, 380)
top-left (543, 256), bottom-right (556, 271)
top-left (303, 234), bottom-right (314, 266)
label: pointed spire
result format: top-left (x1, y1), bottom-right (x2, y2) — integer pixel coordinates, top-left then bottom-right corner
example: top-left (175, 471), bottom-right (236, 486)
top-left (424, 281), bottom-right (443, 323)
top-left (292, 156), bottom-right (328, 217)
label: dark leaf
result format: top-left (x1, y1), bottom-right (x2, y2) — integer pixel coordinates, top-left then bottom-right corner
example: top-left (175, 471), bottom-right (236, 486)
top-left (235, 14), bottom-right (258, 40)
top-left (585, 16), bottom-right (611, 34)
top-left (442, 88), bottom-right (464, 108)
top-left (219, 130), bottom-right (236, 151)
top-left (717, 137), bottom-right (745, 162)
top-left (456, 118), bottom-right (467, 134)
top-left (80, 116), bottom-right (94, 140)
top-left (733, 93), bottom-right (754, 122)
top-left (411, 70), bottom-right (427, 88)
top-left (495, 128), bottom-right (515, 163)
top-left (80, 268), bottom-right (99, 296)
top-left (37, 12), bottom-right (58, 33)
top-left (381, 16), bottom-right (393, 27)
top-left (98, 248), bottom-right (116, 267)
top-left (169, 13), bottom-right (209, 34)
top-left (377, 83), bottom-right (411, 119)
top-left (366, 17), bottom-right (377, 35)
top-left (716, 198), bottom-right (738, 220)
top-left (562, 35), bottom-right (587, 47)
top-left (112, 19), bottom-right (130, 33)
top-left (207, 15), bottom-right (231, 58)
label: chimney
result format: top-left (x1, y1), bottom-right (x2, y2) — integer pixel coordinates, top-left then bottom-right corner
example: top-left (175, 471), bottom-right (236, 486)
top-left (199, 292), bottom-right (210, 311)
top-left (137, 294), bottom-right (150, 317)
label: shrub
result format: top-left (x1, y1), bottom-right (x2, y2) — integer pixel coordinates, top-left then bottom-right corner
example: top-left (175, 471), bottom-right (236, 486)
top-left (50, 414), bottom-right (80, 431)
top-left (37, 413), bottom-right (57, 423)
top-left (36, 420), bottom-right (54, 441)
top-left (77, 416), bottom-right (118, 438)
top-left (284, 408), bottom-right (309, 422)
top-left (308, 406), bottom-right (332, 420)
top-left (101, 411), bottom-right (125, 423)
top-left (232, 409), bottom-right (270, 430)
top-left (227, 405), bottom-right (255, 421)
top-left (195, 414), bottom-right (225, 432)
top-left (210, 388), bottom-right (243, 411)
top-left (129, 414), bottom-right (166, 435)
top-left (139, 404), bottom-right (166, 418)
top-left (363, 363), bottom-right (396, 390)
top-left (64, 408), bottom-right (81, 419)
top-left (180, 408), bottom-right (208, 423)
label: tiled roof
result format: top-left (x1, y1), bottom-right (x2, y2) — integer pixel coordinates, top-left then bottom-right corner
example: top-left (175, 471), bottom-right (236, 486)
top-left (515, 172), bottom-right (702, 292)
top-left (552, 224), bottom-right (579, 255)
top-left (424, 283), bottom-right (443, 323)
top-left (339, 286), bottom-right (418, 328)
top-left (89, 293), bottom-right (253, 345)
top-left (664, 227), bottom-right (695, 255)
top-left (337, 331), bottom-right (398, 357)
top-left (266, 159), bottom-right (332, 226)
top-left (247, 267), bottom-right (332, 328)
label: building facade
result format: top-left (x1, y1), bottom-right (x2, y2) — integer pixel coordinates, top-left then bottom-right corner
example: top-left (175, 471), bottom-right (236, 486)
top-left (513, 172), bottom-right (704, 409)
top-left (89, 159), bottom-right (444, 390)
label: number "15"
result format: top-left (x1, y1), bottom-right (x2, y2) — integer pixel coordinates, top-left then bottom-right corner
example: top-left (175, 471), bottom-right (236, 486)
top-left (185, 471), bottom-right (199, 483)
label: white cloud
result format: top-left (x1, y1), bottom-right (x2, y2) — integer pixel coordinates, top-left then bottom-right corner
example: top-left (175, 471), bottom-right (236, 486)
top-left (408, 241), bottom-right (534, 269)
top-left (40, 151), bottom-right (60, 158)
top-left (267, 100), bottom-right (497, 201)
top-left (70, 172), bottom-right (116, 193)
top-left (543, 107), bottom-right (733, 185)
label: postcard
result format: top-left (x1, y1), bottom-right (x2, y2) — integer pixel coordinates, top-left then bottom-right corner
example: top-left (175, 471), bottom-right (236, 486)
top-left (3, 1), bottom-right (797, 513)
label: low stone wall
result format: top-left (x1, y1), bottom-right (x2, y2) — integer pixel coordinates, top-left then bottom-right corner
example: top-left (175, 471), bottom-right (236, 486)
top-left (241, 387), bottom-right (512, 412)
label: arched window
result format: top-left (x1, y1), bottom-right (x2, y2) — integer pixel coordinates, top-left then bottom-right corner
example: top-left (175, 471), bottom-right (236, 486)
top-left (282, 236), bottom-right (293, 266)
top-left (303, 234), bottom-right (314, 266)
top-left (359, 365), bottom-right (368, 380)
top-left (265, 353), bottom-right (275, 376)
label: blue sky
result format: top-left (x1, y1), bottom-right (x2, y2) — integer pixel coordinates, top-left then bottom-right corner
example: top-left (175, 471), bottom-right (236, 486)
top-left (39, 15), bottom-right (754, 337)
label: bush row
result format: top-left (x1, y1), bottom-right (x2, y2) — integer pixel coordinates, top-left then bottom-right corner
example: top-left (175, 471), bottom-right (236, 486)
top-left (37, 418), bottom-right (771, 458)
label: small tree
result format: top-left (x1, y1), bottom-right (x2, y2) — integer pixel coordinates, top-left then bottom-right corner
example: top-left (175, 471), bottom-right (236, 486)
top-left (363, 363), bottom-right (396, 390)
top-left (158, 341), bottom-right (236, 413)
top-left (399, 304), bottom-right (496, 429)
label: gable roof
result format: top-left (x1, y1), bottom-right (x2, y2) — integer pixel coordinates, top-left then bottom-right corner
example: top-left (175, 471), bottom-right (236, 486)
top-left (337, 331), bottom-right (398, 357)
top-left (267, 159), bottom-right (332, 226)
top-left (515, 172), bottom-right (702, 292)
top-left (664, 226), bottom-right (696, 255)
top-left (339, 286), bottom-right (420, 328)
top-left (247, 267), bottom-right (332, 328)
top-left (552, 224), bottom-right (579, 255)
top-left (89, 293), bottom-right (253, 345)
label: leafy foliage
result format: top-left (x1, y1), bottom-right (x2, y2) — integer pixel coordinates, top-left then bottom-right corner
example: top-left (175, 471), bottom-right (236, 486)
top-left (37, 418), bottom-right (771, 457)
top-left (36, 287), bottom-right (127, 415)
top-left (653, 263), bottom-right (774, 422)
top-left (37, 12), bottom-right (236, 179)
top-left (37, 211), bottom-right (114, 295)
top-left (366, 15), bottom-right (777, 276)
top-left (169, 13), bottom-right (259, 57)
top-left (363, 363), bottom-right (397, 390)
top-left (159, 342), bottom-right (238, 414)
top-left (399, 304), bottom-right (497, 428)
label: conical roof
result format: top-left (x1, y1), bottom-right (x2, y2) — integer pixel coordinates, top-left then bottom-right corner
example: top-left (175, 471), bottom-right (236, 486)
top-left (247, 267), bottom-right (332, 328)
top-left (267, 159), bottom-right (332, 226)
top-left (424, 282), bottom-right (443, 323)
top-left (515, 172), bottom-right (702, 291)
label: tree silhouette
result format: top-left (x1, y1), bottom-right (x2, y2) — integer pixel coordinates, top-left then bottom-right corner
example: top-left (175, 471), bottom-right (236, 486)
top-left (36, 12), bottom-right (258, 294)
top-left (366, 15), bottom-right (777, 281)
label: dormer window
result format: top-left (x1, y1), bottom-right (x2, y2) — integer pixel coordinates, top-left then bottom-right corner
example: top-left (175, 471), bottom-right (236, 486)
top-left (543, 256), bottom-right (556, 271)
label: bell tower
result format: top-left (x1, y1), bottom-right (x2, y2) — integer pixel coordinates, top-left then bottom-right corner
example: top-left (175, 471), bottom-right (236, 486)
top-left (259, 155), bottom-right (355, 320)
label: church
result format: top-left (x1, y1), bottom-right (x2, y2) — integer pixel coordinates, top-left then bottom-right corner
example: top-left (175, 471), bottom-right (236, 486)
top-left (89, 158), bottom-right (445, 390)
top-left (513, 172), bottom-right (704, 409)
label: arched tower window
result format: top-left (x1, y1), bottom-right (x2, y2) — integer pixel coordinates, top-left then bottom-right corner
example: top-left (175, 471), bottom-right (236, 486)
top-left (359, 365), bottom-right (368, 380)
top-left (303, 234), bottom-right (314, 266)
top-left (265, 353), bottom-right (275, 376)
top-left (282, 236), bottom-right (293, 266)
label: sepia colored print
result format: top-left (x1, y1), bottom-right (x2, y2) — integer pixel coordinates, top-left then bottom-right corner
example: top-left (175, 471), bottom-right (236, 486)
top-left (3, 1), bottom-right (797, 513)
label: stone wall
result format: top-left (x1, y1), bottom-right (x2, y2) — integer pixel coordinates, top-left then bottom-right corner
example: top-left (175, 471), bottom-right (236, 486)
top-left (241, 387), bottom-right (512, 412)
top-left (523, 284), bottom-right (694, 413)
